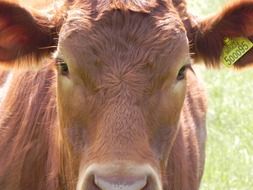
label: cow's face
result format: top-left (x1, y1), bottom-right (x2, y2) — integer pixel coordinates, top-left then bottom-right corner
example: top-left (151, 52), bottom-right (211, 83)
top-left (1, 0), bottom-right (253, 189)
top-left (55, 2), bottom-right (189, 189)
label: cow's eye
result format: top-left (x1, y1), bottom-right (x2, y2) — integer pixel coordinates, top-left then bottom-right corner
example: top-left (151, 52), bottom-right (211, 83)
top-left (177, 65), bottom-right (187, 81)
top-left (56, 58), bottom-right (69, 76)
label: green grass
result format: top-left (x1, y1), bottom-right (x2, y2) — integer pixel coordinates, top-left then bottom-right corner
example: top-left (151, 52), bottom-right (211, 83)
top-left (188, 1), bottom-right (253, 189)
top-left (188, 0), bottom-right (228, 17)
top-left (197, 67), bottom-right (253, 190)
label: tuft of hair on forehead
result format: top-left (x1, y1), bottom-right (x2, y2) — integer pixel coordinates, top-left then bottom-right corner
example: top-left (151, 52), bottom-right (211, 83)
top-left (109, 0), bottom-right (158, 12)
top-left (70, 0), bottom-right (162, 13)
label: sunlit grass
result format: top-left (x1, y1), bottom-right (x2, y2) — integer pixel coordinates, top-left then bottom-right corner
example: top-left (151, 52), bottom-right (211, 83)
top-left (188, 0), bottom-right (253, 189)
top-left (196, 67), bottom-right (253, 190)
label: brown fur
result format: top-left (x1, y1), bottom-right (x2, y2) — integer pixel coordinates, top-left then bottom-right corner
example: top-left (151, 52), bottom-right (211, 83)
top-left (0, 67), bottom-right (59, 190)
top-left (0, 71), bottom-right (8, 86)
top-left (0, 0), bottom-right (252, 190)
top-left (0, 68), bottom-right (207, 190)
top-left (0, 0), bottom-right (65, 69)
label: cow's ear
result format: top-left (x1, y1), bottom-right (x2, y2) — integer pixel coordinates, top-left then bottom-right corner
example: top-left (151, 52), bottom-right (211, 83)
top-left (191, 0), bottom-right (253, 68)
top-left (0, 1), bottom-right (61, 69)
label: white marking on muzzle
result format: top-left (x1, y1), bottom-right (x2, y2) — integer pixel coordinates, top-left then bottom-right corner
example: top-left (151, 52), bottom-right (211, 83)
top-left (94, 175), bottom-right (147, 190)
top-left (76, 163), bottom-right (162, 190)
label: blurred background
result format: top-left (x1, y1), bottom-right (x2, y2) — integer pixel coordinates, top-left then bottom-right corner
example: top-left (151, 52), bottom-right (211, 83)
top-left (6, 0), bottom-right (253, 189)
top-left (188, 1), bottom-right (253, 190)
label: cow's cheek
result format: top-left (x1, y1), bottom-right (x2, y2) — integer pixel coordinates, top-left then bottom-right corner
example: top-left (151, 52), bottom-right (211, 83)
top-left (56, 76), bottom-right (93, 157)
top-left (148, 80), bottom-right (187, 166)
top-left (57, 76), bottom-right (90, 125)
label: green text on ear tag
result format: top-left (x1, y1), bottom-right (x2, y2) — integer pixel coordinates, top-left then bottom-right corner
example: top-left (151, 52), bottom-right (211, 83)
top-left (221, 37), bottom-right (253, 67)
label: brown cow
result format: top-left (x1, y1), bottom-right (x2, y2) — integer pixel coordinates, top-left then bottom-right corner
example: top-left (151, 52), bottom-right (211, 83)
top-left (0, 0), bottom-right (252, 190)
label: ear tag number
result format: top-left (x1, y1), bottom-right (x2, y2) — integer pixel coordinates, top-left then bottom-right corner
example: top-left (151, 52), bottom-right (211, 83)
top-left (221, 37), bottom-right (253, 67)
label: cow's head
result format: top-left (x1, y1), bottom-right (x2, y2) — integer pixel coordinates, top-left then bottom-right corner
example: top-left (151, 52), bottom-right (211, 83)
top-left (0, 0), bottom-right (252, 189)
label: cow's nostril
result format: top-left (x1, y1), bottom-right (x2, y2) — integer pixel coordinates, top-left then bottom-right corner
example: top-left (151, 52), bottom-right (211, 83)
top-left (94, 175), bottom-right (147, 190)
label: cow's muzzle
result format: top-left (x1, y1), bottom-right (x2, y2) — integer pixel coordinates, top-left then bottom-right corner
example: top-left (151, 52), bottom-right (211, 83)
top-left (77, 162), bottom-right (162, 190)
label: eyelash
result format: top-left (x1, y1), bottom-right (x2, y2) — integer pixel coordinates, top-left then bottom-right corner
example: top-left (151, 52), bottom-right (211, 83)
top-left (177, 64), bottom-right (190, 81)
top-left (55, 58), bottom-right (69, 76)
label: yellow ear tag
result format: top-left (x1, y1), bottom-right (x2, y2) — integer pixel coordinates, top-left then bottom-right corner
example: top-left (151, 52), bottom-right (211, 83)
top-left (221, 37), bottom-right (253, 67)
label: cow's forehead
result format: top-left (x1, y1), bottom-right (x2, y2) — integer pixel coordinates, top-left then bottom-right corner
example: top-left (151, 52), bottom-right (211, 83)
top-left (59, 1), bottom-right (186, 57)
top-left (61, 0), bottom-right (183, 37)
top-left (69, 0), bottom-right (168, 13)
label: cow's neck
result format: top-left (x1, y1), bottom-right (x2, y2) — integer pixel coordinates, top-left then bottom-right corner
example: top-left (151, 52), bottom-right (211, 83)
top-left (0, 69), bottom-right (60, 190)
